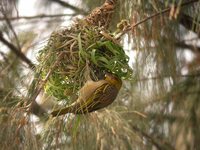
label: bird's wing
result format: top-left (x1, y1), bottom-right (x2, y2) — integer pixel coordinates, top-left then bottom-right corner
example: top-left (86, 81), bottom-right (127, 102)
top-left (75, 83), bottom-right (118, 113)
top-left (51, 82), bottom-right (119, 115)
top-left (78, 80), bottom-right (107, 101)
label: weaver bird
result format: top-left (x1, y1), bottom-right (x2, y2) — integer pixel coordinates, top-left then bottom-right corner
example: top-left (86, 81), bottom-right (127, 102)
top-left (51, 73), bottom-right (122, 116)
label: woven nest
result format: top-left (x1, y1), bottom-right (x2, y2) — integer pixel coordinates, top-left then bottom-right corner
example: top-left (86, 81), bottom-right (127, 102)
top-left (37, 25), bottom-right (132, 102)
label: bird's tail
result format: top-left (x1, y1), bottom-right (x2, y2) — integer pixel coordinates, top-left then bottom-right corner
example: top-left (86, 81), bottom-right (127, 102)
top-left (51, 101), bottom-right (96, 116)
top-left (51, 106), bottom-right (74, 117)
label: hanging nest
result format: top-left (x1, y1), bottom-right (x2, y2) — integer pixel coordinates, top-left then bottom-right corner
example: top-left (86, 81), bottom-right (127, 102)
top-left (37, 24), bottom-right (132, 102)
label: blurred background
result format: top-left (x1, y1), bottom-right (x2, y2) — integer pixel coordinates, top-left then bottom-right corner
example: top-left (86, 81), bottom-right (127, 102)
top-left (0, 0), bottom-right (200, 149)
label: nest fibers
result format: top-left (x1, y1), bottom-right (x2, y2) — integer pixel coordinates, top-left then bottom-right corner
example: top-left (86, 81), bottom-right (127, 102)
top-left (37, 25), bottom-right (132, 102)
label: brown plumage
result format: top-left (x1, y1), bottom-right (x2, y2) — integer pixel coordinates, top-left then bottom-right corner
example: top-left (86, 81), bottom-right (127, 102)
top-left (51, 73), bottom-right (122, 116)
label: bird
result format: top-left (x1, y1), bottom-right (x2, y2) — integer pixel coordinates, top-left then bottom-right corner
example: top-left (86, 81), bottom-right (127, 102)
top-left (51, 73), bottom-right (122, 116)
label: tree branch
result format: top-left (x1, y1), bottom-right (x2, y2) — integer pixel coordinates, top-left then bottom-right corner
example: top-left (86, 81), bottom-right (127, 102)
top-left (179, 13), bottom-right (200, 37)
top-left (132, 125), bottom-right (175, 150)
top-left (136, 73), bottom-right (200, 82)
top-left (27, 52), bottom-right (65, 117)
top-left (1, 10), bottom-right (21, 50)
top-left (117, 0), bottom-right (199, 38)
top-left (0, 32), bottom-right (35, 69)
top-left (175, 41), bottom-right (200, 52)
top-left (0, 13), bottom-right (76, 21)
top-left (49, 0), bottom-right (87, 15)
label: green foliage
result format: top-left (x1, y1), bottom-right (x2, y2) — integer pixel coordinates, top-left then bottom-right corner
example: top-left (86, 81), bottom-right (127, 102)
top-left (88, 41), bottom-right (132, 78)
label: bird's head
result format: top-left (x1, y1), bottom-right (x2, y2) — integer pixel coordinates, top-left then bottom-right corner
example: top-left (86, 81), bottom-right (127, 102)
top-left (105, 73), bottom-right (122, 90)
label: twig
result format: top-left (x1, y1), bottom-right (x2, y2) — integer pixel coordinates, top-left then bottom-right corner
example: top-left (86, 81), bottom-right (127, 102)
top-left (132, 125), bottom-right (162, 150)
top-left (120, 110), bottom-right (147, 118)
top-left (1, 11), bottom-right (21, 50)
top-left (28, 52), bottom-right (65, 113)
top-left (0, 32), bottom-right (35, 69)
top-left (0, 13), bottom-right (76, 21)
top-left (49, 0), bottom-right (87, 15)
top-left (179, 13), bottom-right (200, 37)
top-left (0, 51), bottom-right (9, 63)
top-left (175, 41), bottom-right (200, 52)
top-left (132, 125), bottom-right (175, 150)
top-left (117, 0), bottom-right (199, 38)
top-left (135, 73), bottom-right (200, 82)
